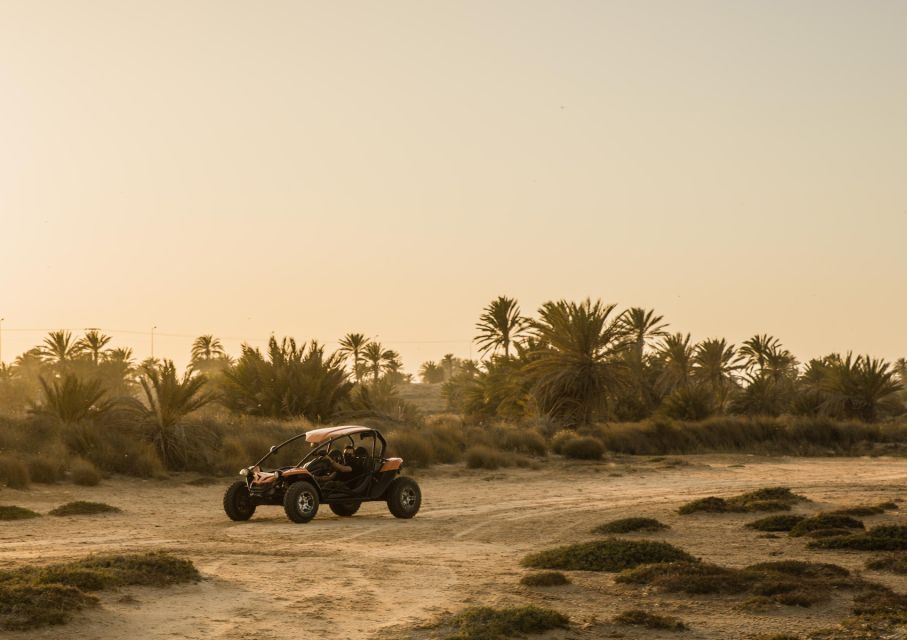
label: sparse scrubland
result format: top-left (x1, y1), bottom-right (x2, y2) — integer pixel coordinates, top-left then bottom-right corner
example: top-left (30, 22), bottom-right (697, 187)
top-left (593, 516), bottom-right (669, 534)
top-left (613, 609), bottom-right (688, 631)
top-left (678, 487), bottom-right (806, 514)
top-left (428, 605), bottom-right (568, 640)
top-left (0, 552), bottom-right (198, 630)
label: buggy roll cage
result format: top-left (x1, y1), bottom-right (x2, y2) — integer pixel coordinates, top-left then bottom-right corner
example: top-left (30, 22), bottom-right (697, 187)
top-left (253, 428), bottom-right (388, 470)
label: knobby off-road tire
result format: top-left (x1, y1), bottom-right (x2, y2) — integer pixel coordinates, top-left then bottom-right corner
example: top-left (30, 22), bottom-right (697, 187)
top-left (329, 501), bottom-right (361, 517)
top-left (386, 477), bottom-right (421, 519)
top-left (283, 481), bottom-right (320, 523)
top-left (223, 481), bottom-right (256, 521)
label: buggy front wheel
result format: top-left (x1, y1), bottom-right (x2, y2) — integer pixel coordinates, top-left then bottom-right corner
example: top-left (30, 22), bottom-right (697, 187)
top-left (386, 477), bottom-right (421, 519)
top-left (283, 481), bottom-right (320, 523)
top-left (223, 481), bottom-right (256, 521)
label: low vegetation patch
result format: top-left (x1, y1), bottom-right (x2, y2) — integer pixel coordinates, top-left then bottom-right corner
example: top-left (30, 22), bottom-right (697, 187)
top-left (790, 514), bottom-right (864, 537)
top-left (431, 605), bottom-right (568, 640)
top-left (0, 552), bottom-right (198, 630)
top-left (0, 506), bottom-right (41, 521)
top-left (594, 517), bottom-right (669, 534)
top-left (865, 553), bottom-right (907, 574)
top-left (747, 515), bottom-right (806, 532)
top-left (810, 525), bottom-right (907, 551)
top-left (679, 487), bottom-right (805, 515)
top-left (26, 455), bottom-right (66, 483)
top-left (829, 502), bottom-right (898, 517)
top-left (69, 459), bottom-right (101, 486)
top-left (560, 436), bottom-right (605, 460)
top-left (48, 501), bottom-right (121, 517)
top-left (0, 456), bottom-right (30, 489)
top-left (616, 559), bottom-right (858, 608)
top-left (523, 538), bottom-right (694, 572)
top-left (804, 528), bottom-right (854, 539)
top-left (613, 609), bottom-right (687, 631)
top-left (520, 571), bottom-right (570, 586)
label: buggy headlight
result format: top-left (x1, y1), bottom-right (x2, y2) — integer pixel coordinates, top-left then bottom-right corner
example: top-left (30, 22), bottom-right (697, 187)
top-left (239, 468), bottom-right (249, 477)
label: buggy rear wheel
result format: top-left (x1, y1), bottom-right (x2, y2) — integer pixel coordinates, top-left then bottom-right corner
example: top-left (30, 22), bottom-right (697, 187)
top-left (283, 481), bottom-right (320, 523)
top-left (386, 477), bottom-right (421, 519)
top-left (329, 501), bottom-right (361, 517)
top-left (223, 481), bottom-right (256, 521)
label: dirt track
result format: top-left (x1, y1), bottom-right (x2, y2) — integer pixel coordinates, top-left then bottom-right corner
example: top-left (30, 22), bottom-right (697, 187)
top-left (3, 456), bottom-right (907, 639)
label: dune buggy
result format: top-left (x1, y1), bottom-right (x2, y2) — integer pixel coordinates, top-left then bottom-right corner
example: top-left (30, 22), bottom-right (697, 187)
top-left (223, 425), bottom-right (421, 523)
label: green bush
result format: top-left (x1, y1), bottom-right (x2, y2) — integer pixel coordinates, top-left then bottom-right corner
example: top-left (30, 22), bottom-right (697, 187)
top-left (0, 456), bottom-right (30, 489)
top-left (432, 606), bottom-right (568, 640)
top-left (523, 538), bottom-right (694, 572)
top-left (560, 436), bottom-right (605, 460)
top-left (49, 502), bottom-right (121, 517)
top-left (746, 515), bottom-right (806, 532)
top-left (789, 514), bottom-right (864, 537)
top-left (0, 506), bottom-right (41, 521)
top-left (594, 517), bottom-right (669, 534)
top-left (520, 571), bottom-right (570, 586)
top-left (613, 609), bottom-right (687, 631)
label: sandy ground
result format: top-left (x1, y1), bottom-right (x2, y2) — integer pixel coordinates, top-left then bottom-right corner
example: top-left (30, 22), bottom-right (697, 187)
top-left (2, 455), bottom-right (907, 639)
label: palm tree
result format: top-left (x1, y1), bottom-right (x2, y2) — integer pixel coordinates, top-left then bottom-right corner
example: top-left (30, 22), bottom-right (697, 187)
top-left (138, 360), bottom-right (213, 468)
top-left (474, 296), bottom-right (529, 358)
top-left (32, 374), bottom-right (114, 423)
top-left (440, 353), bottom-right (457, 381)
top-left (39, 330), bottom-right (78, 363)
top-left (75, 330), bottom-right (112, 363)
top-left (819, 353), bottom-right (903, 421)
top-left (692, 338), bottom-right (743, 411)
top-left (338, 333), bottom-right (370, 383)
top-left (362, 342), bottom-right (396, 383)
top-left (527, 298), bottom-right (629, 426)
top-left (618, 307), bottom-right (669, 359)
top-left (420, 361), bottom-right (445, 384)
top-left (655, 333), bottom-right (694, 394)
top-left (190, 335), bottom-right (226, 362)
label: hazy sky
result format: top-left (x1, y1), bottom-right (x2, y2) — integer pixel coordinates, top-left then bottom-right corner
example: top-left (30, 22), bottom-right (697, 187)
top-left (1, 0), bottom-right (905, 372)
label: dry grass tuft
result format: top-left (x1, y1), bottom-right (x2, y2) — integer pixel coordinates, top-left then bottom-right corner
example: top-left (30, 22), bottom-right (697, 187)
top-left (69, 458), bottom-right (101, 486)
top-left (523, 539), bottom-right (694, 572)
top-left (865, 553), bottom-right (907, 574)
top-left (520, 571), bottom-right (570, 586)
top-left (560, 436), bottom-right (605, 460)
top-left (49, 501), bottom-right (121, 517)
top-left (613, 609), bottom-right (687, 631)
top-left (829, 502), bottom-right (898, 517)
top-left (594, 517), bottom-right (669, 534)
top-left (0, 456), bottom-right (30, 489)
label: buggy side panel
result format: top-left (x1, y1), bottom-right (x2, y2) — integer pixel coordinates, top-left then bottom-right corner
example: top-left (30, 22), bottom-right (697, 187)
top-left (379, 458), bottom-right (402, 472)
top-left (368, 469), bottom-right (400, 499)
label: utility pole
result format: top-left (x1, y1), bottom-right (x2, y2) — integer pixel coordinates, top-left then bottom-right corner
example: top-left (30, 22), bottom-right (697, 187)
top-left (0, 317), bottom-right (4, 365)
top-left (151, 325), bottom-right (157, 359)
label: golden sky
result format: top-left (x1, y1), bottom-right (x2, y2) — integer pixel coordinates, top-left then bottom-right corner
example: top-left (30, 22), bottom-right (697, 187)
top-left (1, 1), bottom-right (905, 371)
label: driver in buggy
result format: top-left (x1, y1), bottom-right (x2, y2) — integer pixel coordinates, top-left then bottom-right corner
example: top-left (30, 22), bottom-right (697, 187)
top-left (319, 444), bottom-right (369, 497)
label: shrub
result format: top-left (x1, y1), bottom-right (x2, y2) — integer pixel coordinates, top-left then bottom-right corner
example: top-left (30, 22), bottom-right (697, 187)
top-left (594, 517), bottom-right (669, 534)
top-left (560, 436), bottom-right (605, 460)
top-left (69, 459), bottom-right (101, 486)
top-left (493, 425), bottom-right (547, 457)
top-left (385, 430), bottom-right (434, 468)
top-left (790, 514), bottom-right (864, 537)
top-left (804, 528), bottom-right (854, 538)
top-left (26, 454), bottom-right (66, 484)
top-left (0, 506), bottom-right (41, 521)
top-left (0, 552), bottom-right (198, 630)
top-left (432, 606), bottom-right (568, 639)
top-left (830, 502), bottom-right (898, 517)
top-left (747, 515), bottom-right (806, 532)
top-left (522, 539), bottom-right (694, 572)
top-left (49, 501), bottom-right (121, 517)
top-left (613, 609), bottom-right (687, 631)
top-left (464, 445), bottom-right (507, 470)
top-left (865, 553), bottom-right (907, 574)
top-left (550, 430), bottom-right (575, 454)
top-left (520, 571), bottom-right (570, 586)
top-left (679, 487), bottom-right (804, 514)
top-left (616, 559), bottom-right (855, 608)
top-left (0, 456), bottom-right (30, 489)
top-left (809, 525), bottom-right (907, 551)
